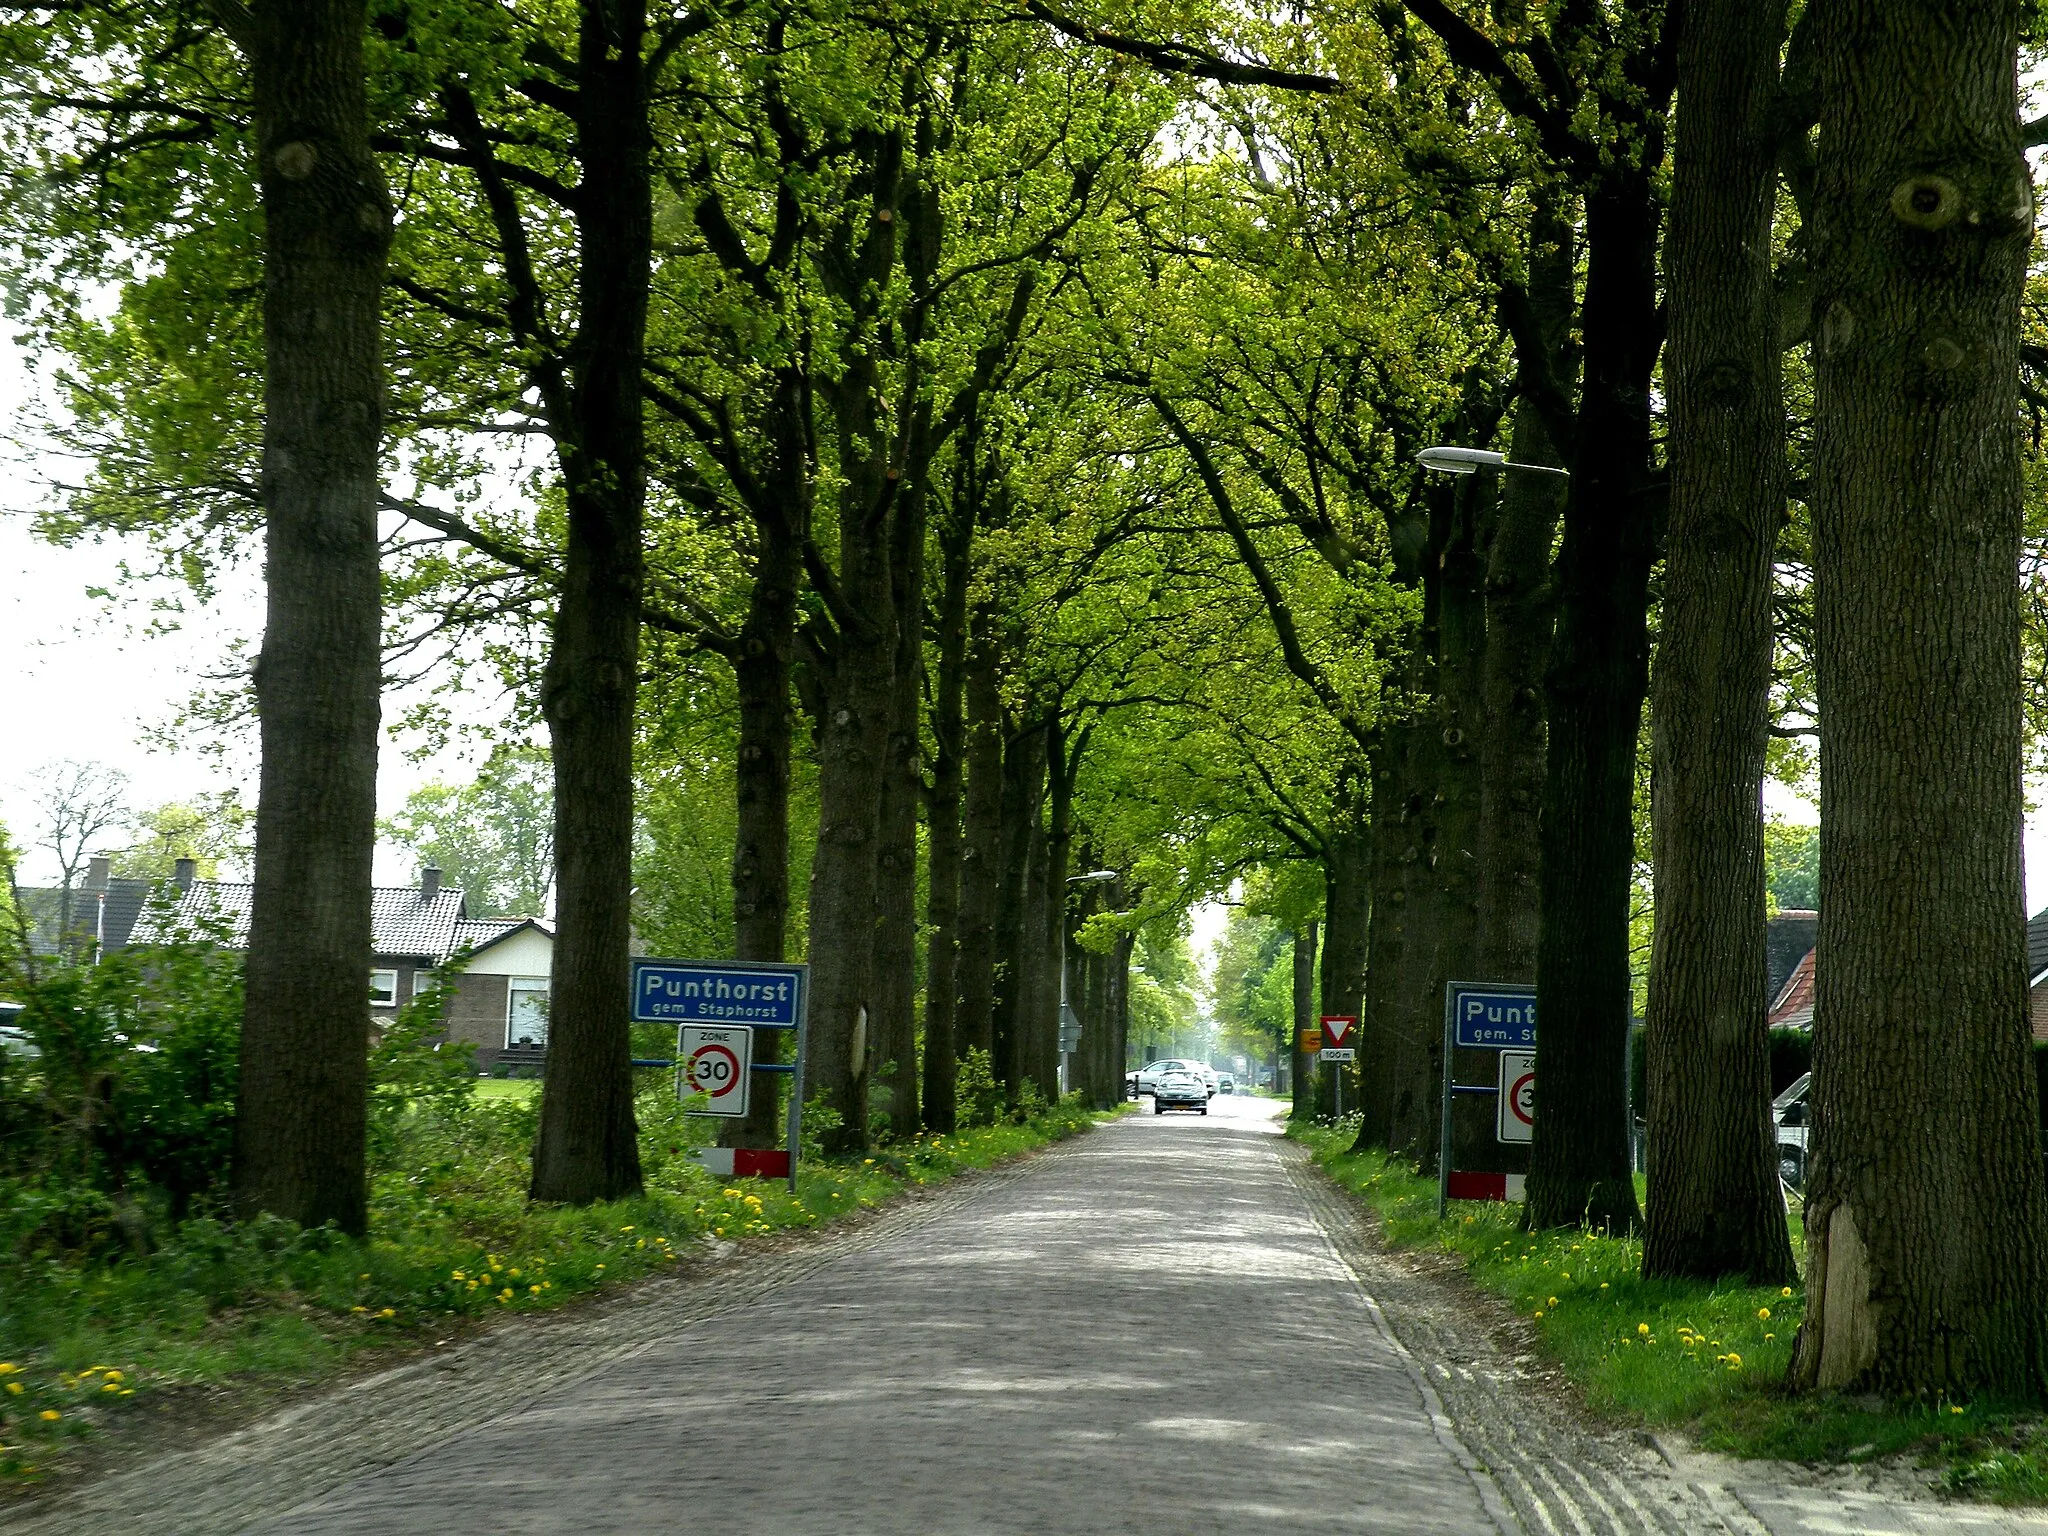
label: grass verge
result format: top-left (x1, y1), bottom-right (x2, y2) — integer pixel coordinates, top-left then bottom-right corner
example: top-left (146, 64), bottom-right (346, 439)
top-left (0, 1095), bottom-right (1121, 1488)
top-left (1293, 1120), bottom-right (2048, 1503)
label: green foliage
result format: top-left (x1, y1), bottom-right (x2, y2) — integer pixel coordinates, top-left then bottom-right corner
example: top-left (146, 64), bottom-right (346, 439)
top-left (1764, 819), bottom-right (1820, 913)
top-left (107, 793), bottom-right (250, 880)
top-left (366, 977), bottom-right (478, 1169)
top-left (0, 937), bottom-right (242, 1235)
top-left (953, 1048), bottom-right (1008, 1130)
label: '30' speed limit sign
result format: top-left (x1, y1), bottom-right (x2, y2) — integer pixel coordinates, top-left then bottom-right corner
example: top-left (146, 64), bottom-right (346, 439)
top-left (679, 1025), bottom-right (753, 1117)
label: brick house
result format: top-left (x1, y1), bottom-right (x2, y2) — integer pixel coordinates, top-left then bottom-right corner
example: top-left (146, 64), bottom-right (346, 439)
top-left (131, 867), bottom-right (555, 1072)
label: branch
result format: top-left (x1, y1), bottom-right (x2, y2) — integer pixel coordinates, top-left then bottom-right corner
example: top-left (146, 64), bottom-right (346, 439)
top-left (1023, 2), bottom-right (1346, 94)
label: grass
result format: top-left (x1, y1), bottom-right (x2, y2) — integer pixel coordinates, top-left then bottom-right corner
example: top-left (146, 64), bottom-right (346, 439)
top-left (470, 1078), bottom-right (542, 1101)
top-left (1294, 1119), bottom-right (2048, 1503)
top-left (0, 1092), bottom-right (1121, 1488)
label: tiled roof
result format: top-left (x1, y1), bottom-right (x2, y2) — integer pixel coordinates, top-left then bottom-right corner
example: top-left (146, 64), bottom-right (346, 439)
top-left (1767, 947), bottom-right (1814, 1030)
top-left (133, 880), bottom-right (475, 962)
top-left (14, 879), bottom-right (162, 955)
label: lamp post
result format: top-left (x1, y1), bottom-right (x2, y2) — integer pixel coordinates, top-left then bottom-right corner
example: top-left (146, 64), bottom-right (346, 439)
top-left (1061, 870), bottom-right (1118, 1098)
top-left (1416, 445), bottom-right (1571, 478)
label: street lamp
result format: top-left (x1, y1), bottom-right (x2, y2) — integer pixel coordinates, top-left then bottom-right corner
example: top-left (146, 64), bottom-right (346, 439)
top-left (1416, 446), bottom-right (1570, 478)
top-left (1060, 871), bottom-right (1119, 1096)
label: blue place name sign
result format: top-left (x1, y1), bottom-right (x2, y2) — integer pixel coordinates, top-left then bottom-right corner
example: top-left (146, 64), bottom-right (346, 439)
top-left (631, 959), bottom-right (808, 1027)
top-left (1450, 984), bottom-right (1537, 1049)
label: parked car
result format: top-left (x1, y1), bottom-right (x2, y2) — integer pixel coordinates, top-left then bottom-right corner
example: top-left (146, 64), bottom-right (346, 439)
top-left (1151, 1071), bottom-right (1209, 1115)
top-left (1774, 1072), bottom-right (1810, 1188)
top-left (0, 1000), bottom-right (30, 1058)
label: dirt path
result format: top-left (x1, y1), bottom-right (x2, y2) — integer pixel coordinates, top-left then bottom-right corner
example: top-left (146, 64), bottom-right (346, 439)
top-left (13, 1102), bottom-right (2046, 1534)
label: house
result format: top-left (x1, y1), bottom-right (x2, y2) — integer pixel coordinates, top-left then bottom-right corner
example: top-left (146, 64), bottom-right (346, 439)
top-left (1770, 904), bottom-right (2048, 1042)
top-left (13, 854), bottom-right (167, 956)
top-left (131, 867), bottom-right (555, 1072)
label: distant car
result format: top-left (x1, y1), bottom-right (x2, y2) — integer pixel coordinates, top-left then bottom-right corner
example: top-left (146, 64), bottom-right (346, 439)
top-left (1774, 1072), bottom-right (1810, 1188)
top-left (1215, 1073), bottom-right (1236, 1095)
top-left (1151, 1071), bottom-right (1209, 1115)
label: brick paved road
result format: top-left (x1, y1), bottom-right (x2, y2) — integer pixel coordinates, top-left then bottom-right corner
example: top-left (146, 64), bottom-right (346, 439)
top-left (255, 1098), bottom-right (1513, 1535)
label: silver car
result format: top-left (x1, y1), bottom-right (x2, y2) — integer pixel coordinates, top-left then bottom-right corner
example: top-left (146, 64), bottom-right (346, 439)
top-left (1152, 1071), bottom-right (1209, 1115)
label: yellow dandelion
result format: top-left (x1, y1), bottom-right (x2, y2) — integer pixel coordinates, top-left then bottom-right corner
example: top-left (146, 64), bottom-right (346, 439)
top-left (1765, 1333), bottom-right (1775, 1341)
top-left (1533, 1310), bottom-right (1544, 1320)
top-left (0, 1363), bottom-right (15, 1375)
top-left (1637, 1323), bottom-right (1650, 1336)
top-left (595, 1263), bottom-right (606, 1271)
top-left (1951, 1405), bottom-right (1967, 1415)
top-left (40, 1410), bottom-right (60, 1422)
top-left (1725, 1353), bottom-right (1742, 1369)
top-left (1781, 1286), bottom-right (1793, 1297)
top-left (1547, 1296), bottom-right (1558, 1307)
top-left (1757, 1307), bottom-right (1771, 1320)
top-left (1599, 1282), bottom-right (1609, 1290)
top-left (351, 1306), bottom-right (368, 1315)
top-left (6, 1383), bottom-right (23, 1395)
top-left (529, 1285), bottom-right (542, 1295)
top-left (101, 1382), bottom-right (120, 1393)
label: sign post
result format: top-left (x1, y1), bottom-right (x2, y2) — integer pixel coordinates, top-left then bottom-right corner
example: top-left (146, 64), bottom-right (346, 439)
top-left (1437, 982), bottom-right (1537, 1217)
top-left (1319, 1015), bottom-right (1357, 1119)
top-left (631, 959), bottom-right (808, 1191)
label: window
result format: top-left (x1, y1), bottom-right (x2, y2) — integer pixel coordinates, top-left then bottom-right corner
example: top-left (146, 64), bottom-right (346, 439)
top-left (507, 977), bottom-right (549, 1048)
top-left (369, 968), bottom-right (398, 1007)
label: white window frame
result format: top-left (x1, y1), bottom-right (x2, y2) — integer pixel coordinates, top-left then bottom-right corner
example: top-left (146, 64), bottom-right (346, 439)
top-left (506, 976), bottom-right (550, 1048)
top-left (369, 968), bottom-right (398, 1007)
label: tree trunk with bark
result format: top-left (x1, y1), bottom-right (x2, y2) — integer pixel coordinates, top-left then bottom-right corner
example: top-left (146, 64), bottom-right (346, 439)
top-left (1034, 717), bottom-right (1076, 1103)
top-left (231, 0), bottom-right (390, 1235)
top-left (530, 0), bottom-right (652, 1206)
top-left (1107, 929), bottom-right (1134, 1102)
top-left (991, 713), bottom-right (1047, 1098)
top-left (922, 479), bottom-right (974, 1134)
top-left (722, 385), bottom-right (806, 1153)
top-left (1640, 0), bottom-right (1795, 1285)
top-left (1321, 788), bottom-right (1370, 1123)
top-left (955, 607), bottom-right (1004, 1065)
top-left (1476, 208), bottom-right (1571, 985)
top-left (1788, 0), bottom-right (2048, 1395)
top-left (1522, 172), bottom-right (1664, 1235)
top-left (1291, 920), bottom-right (1318, 1120)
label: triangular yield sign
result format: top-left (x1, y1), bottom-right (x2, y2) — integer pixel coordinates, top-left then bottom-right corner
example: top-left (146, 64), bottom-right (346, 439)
top-left (1319, 1015), bottom-right (1356, 1049)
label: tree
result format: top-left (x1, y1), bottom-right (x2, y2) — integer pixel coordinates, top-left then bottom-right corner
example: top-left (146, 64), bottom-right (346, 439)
top-left (1789, 0), bottom-right (2048, 1396)
top-left (382, 749), bottom-right (553, 916)
top-left (224, 0), bottom-right (392, 1236)
top-left (111, 794), bottom-right (253, 880)
top-left (1763, 819), bottom-right (1819, 911)
top-left (27, 760), bottom-right (131, 941)
top-left (1640, 0), bottom-right (1796, 1285)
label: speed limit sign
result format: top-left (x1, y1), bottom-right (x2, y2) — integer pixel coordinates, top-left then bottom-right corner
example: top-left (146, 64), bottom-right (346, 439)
top-left (1497, 1049), bottom-right (1535, 1144)
top-left (679, 1025), bottom-right (753, 1117)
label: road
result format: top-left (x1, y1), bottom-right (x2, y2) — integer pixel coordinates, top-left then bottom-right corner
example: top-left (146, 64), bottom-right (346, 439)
top-left (20, 1098), bottom-right (2048, 1534)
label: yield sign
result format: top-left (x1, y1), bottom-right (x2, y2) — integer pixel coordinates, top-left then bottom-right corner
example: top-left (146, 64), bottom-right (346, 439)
top-left (1319, 1015), bottom-right (1357, 1051)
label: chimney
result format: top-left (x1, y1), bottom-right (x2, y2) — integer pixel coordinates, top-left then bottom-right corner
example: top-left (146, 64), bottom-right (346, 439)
top-left (421, 866), bottom-right (442, 901)
top-left (85, 855), bottom-right (111, 891)
top-left (173, 858), bottom-right (197, 892)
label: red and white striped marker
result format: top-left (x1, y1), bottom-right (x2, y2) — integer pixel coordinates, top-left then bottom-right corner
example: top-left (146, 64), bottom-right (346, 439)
top-left (689, 1147), bottom-right (792, 1179)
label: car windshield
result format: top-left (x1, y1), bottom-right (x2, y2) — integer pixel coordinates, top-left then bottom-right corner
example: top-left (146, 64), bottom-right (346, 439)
top-left (1772, 1072), bottom-right (1810, 1112)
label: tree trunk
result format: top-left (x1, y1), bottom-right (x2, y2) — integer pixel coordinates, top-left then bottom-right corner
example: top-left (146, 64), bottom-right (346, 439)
top-left (1640, 0), bottom-right (1795, 1285)
top-left (955, 606), bottom-right (1004, 1065)
top-left (873, 408), bottom-right (931, 1140)
top-left (1386, 472), bottom-right (1487, 1160)
top-left (1522, 173), bottom-right (1663, 1235)
top-left (1291, 920), bottom-right (1318, 1120)
top-left (991, 713), bottom-right (1047, 1098)
top-left (1035, 716), bottom-right (1075, 1103)
top-left (1476, 206), bottom-right (1571, 984)
top-left (530, 0), bottom-right (651, 1206)
top-left (1788, 0), bottom-right (2048, 1395)
top-left (1320, 787), bottom-right (1369, 1124)
top-left (231, 0), bottom-right (390, 1236)
top-left (1107, 930), bottom-right (1134, 1102)
top-left (922, 482), bottom-right (974, 1134)
top-left (722, 388), bottom-right (805, 1153)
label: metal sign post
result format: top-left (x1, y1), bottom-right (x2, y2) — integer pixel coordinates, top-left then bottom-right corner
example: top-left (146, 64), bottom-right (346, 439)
top-left (631, 959), bottom-right (809, 1192)
top-left (1319, 1015), bottom-right (1357, 1119)
top-left (1437, 981), bottom-right (1537, 1218)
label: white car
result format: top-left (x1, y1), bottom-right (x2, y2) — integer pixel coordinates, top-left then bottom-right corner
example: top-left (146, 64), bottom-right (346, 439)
top-left (1128, 1058), bottom-right (1216, 1097)
top-left (1774, 1072), bottom-right (1810, 1188)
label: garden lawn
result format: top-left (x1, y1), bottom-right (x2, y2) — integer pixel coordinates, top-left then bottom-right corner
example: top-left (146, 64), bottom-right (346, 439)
top-left (1294, 1121), bottom-right (2048, 1503)
top-left (0, 1094), bottom-right (1119, 1488)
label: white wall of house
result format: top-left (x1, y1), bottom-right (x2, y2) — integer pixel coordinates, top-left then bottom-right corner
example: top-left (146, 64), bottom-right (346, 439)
top-left (461, 927), bottom-right (553, 978)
